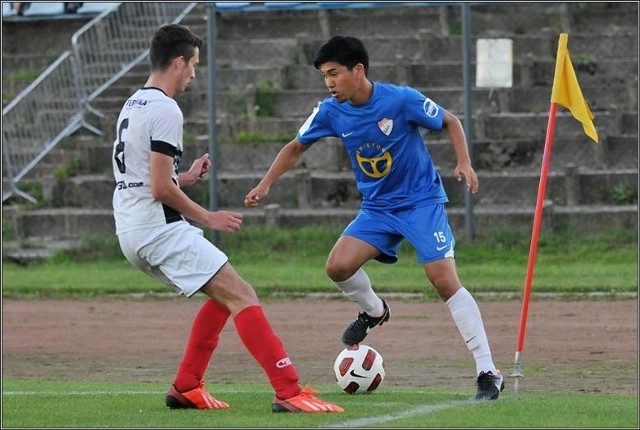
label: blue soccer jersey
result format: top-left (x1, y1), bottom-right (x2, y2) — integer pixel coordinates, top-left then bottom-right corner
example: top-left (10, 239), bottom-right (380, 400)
top-left (297, 82), bottom-right (449, 210)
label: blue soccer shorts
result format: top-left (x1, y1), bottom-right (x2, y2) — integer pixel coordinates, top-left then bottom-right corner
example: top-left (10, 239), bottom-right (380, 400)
top-left (341, 203), bottom-right (456, 264)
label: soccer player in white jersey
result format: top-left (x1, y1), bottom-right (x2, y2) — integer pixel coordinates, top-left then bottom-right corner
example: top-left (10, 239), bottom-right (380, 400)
top-left (112, 24), bottom-right (343, 413)
top-left (245, 35), bottom-right (504, 400)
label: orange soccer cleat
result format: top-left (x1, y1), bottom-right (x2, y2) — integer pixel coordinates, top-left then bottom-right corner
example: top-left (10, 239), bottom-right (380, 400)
top-left (166, 381), bottom-right (230, 410)
top-left (272, 386), bottom-right (344, 413)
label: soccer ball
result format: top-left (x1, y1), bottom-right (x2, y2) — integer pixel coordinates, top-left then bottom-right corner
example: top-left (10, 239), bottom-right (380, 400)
top-left (333, 344), bottom-right (385, 394)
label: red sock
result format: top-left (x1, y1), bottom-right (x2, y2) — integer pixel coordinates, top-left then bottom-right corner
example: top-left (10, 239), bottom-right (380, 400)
top-left (173, 299), bottom-right (230, 392)
top-left (234, 305), bottom-right (300, 399)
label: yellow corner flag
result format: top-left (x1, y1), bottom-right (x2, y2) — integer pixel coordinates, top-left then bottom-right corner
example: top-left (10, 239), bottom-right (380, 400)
top-left (550, 33), bottom-right (599, 143)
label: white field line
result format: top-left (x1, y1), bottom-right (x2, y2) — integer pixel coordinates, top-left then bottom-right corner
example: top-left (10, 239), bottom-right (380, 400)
top-left (326, 398), bottom-right (479, 428)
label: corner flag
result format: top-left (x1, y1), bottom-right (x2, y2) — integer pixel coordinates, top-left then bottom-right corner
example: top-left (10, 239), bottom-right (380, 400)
top-left (550, 33), bottom-right (599, 143)
top-left (512, 33), bottom-right (599, 392)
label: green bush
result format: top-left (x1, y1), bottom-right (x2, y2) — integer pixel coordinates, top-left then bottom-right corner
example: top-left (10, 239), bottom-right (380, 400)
top-left (609, 184), bottom-right (637, 205)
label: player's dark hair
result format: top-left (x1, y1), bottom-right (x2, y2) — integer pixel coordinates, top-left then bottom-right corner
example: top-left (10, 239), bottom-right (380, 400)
top-left (149, 24), bottom-right (203, 71)
top-left (313, 35), bottom-right (369, 74)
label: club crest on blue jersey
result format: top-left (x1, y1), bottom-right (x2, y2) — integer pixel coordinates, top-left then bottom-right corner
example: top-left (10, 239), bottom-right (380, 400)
top-left (377, 118), bottom-right (393, 136)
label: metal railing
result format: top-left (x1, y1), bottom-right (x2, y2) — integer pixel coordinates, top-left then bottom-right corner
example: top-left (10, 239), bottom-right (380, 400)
top-left (2, 2), bottom-right (197, 203)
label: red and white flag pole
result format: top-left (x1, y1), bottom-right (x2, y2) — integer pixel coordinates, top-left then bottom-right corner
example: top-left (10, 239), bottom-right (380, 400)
top-left (511, 102), bottom-right (558, 393)
top-left (512, 32), bottom-right (598, 393)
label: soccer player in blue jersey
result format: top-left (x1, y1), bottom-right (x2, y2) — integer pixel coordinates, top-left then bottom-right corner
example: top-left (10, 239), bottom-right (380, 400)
top-left (244, 35), bottom-right (504, 400)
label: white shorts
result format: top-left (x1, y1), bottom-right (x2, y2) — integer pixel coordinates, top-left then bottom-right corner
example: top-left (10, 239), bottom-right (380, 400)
top-left (117, 221), bottom-right (229, 297)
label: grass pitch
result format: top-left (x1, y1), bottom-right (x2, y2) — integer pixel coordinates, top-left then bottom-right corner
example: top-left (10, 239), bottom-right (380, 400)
top-left (2, 380), bottom-right (637, 428)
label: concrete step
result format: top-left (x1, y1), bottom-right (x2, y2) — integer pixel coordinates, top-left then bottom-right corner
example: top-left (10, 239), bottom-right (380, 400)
top-left (210, 84), bottom-right (637, 120)
top-left (523, 59), bottom-right (637, 89)
top-left (210, 3), bottom-right (637, 41)
top-left (96, 56), bottom-right (638, 115)
top-left (204, 117), bottom-right (303, 140)
top-left (96, 32), bottom-right (637, 95)
top-left (466, 203), bottom-right (638, 239)
top-left (479, 110), bottom-right (625, 140)
top-left (461, 2), bottom-right (638, 36)
top-left (278, 58), bottom-right (638, 91)
top-left (216, 65), bottom-right (290, 92)
top-left (2, 207), bottom-right (115, 240)
top-left (602, 135), bottom-right (639, 170)
top-left (65, 68), bottom-right (640, 126)
top-left (215, 5), bottom-right (443, 40)
top-left (44, 166), bottom-right (638, 210)
top-left (3, 204), bottom-right (636, 245)
top-left (186, 110), bottom-right (633, 159)
top-left (202, 169), bottom-right (639, 209)
top-left (291, 32), bottom-right (638, 65)
top-left (97, 83), bottom-right (140, 99)
top-left (73, 129), bottom-right (634, 177)
top-left (51, 116), bottom-right (640, 172)
top-left (13, 121), bottom-right (636, 192)
top-left (105, 63), bottom-right (149, 87)
top-left (469, 169), bottom-right (639, 206)
top-left (94, 67), bottom-right (638, 115)
top-left (210, 20), bottom-right (638, 68)
top-left (570, 3), bottom-right (638, 33)
top-left (471, 134), bottom-right (639, 172)
top-left (14, 132), bottom-right (633, 211)
top-left (622, 112), bottom-right (638, 134)
top-left (17, 137), bottom-right (113, 181)
top-left (216, 38), bottom-right (298, 68)
top-left (2, 238), bottom-right (79, 264)
top-left (49, 174), bottom-right (115, 209)
top-left (282, 62), bottom-right (473, 91)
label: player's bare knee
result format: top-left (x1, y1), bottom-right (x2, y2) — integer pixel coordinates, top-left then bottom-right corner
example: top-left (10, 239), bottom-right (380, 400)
top-left (432, 281), bottom-right (461, 301)
top-left (222, 288), bottom-right (259, 315)
top-left (325, 261), bottom-right (353, 282)
top-left (205, 275), bottom-right (259, 312)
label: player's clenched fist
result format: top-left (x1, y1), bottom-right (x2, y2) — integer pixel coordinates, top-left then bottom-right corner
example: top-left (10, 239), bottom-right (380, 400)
top-left (244, 184), bottom-right (270, 208)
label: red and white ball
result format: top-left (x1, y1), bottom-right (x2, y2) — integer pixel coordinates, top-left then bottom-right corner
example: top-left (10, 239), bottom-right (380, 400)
top-left (333, 344), bottom-right (385, 394)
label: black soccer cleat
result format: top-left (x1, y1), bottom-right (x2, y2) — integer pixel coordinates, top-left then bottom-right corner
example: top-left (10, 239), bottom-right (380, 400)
top-left (475, 370), bottom-right (505, 400)
top-left (341, 299), bottom-right (390, 345)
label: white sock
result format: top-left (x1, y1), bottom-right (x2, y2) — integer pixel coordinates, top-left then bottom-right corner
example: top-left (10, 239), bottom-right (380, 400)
top-left (335, 268), bottom-right (385, 316)
top-left (446, 287), bottom-right (497, 376)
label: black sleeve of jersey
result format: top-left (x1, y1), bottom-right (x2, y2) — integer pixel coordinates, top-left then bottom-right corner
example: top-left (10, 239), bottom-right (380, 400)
top-left (151, 140), bottom-right (178, 157)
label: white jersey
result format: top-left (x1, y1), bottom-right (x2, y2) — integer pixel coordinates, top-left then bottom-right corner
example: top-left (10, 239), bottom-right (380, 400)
top-left (112, 87), bottom-right (186, 234)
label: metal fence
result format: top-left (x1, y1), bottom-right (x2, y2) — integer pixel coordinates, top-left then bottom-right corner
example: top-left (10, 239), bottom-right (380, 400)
top-left (2, 2), bottom-right (197, 203)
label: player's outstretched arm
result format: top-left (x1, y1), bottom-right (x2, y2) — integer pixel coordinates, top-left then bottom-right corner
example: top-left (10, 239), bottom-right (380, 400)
top-left (244, 138), bottom-right (310, 207)
top-left (443, 110), bottom-right (479, 194)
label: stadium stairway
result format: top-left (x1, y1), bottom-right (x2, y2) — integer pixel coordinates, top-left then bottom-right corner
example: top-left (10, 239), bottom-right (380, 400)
top-left (2, 2), bottom-right (637, 260)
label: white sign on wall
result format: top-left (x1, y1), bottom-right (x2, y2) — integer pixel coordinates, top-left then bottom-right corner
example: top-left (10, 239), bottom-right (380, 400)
top-left (476, 38), bottom-right (513, 88)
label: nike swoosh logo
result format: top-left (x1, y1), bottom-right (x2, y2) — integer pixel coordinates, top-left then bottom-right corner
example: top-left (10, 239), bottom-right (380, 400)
top-left (349, 369), bottom-right (366, 378)
top-left (436, 244), bottom-right (449, 251)
top-left (465, 336), bottom-right (477, 344)
top-left (341, 132), bottom-right (354, 137)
